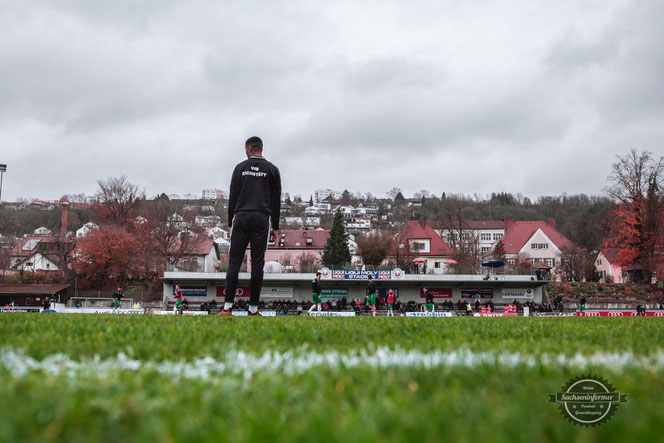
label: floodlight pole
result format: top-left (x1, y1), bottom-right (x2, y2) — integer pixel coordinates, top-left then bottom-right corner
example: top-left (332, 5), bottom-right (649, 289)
top-left (0, 164), bottom-right (6, 203)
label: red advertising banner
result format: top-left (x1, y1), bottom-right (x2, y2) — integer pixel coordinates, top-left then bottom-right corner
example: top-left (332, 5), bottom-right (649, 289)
top-left (577, 311), bottom-right (664, 317)
top-left (419, 288), bottom-right (452, 299)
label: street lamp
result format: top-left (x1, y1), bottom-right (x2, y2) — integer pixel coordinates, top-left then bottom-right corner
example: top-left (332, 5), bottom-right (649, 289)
top-left (0, 164), bottom-right (6, 203)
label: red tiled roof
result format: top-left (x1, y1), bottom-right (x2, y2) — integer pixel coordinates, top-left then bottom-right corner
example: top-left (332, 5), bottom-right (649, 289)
top-left (10, 236), bottom-right (73, 257)
top-left (429, 220), bottom-right (504, 230)
top-left (181, 237), bottom-right (218, 257)
top-left (0, 284), bottom-right (71, 295)
top-left (393, 221), bottom-right (453, 256)
top-left (501, 221), bottom-right (573, 254)
top-left (600, 249), bottom-right (620, 263)
top-left (269, 229), bottom-right (330, 249)
top-left (465, 221), bottom-right (504, 230)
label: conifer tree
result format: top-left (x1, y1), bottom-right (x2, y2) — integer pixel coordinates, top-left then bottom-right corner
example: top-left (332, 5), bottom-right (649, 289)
top-left (322, 210), bottom-right (351, 268)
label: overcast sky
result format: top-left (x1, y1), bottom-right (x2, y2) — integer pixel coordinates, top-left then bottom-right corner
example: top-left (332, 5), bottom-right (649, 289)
top-left (1, 0), bottom-right (663, 202)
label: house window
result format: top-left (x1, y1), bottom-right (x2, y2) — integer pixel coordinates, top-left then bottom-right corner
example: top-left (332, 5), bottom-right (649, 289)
top-left (531, 243), bottom-right (548, 250)
top-left (480, 233), bottom-right (492, 241)
top-left (434, 262), bottom-right (441, 268)
top-left (493, 233), bottom-right (503, 241)
top-left (545, 258), bottom-right (555, 267)
top-left (507, 258), bottom-right (516, 264)
top-left (481, 247), bottom-right (490, 253)
top-left (597, 259), bottom-right (603, 265)
top-left (599, 270), bottom-right (606, 279)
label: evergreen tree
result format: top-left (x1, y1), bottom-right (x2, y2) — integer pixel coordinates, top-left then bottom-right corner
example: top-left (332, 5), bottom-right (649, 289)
top-left (322, 210), bottom-right (351, 268)
top-left (309, 195), bottom-right (314, 206)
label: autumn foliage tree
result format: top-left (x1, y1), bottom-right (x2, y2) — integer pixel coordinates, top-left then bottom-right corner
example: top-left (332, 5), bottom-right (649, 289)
top-left (604, 149), bottom-right (664, 282)
top-left (73, 226), bottom-right (142, 289)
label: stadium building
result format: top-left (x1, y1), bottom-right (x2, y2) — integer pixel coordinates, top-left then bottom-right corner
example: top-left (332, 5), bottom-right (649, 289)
top-left (161, 270), bottom-right (546, 308)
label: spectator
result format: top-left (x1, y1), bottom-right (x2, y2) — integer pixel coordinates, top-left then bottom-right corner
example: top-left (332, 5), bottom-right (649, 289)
top-left (42, 297), bottom-right (51, 313)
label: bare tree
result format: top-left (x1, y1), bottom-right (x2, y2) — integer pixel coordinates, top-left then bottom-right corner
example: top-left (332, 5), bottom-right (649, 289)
top-left (606, 149), bottom-right (664, 204)
top-left (96, 175), bottom-right (145, 226)
top-left (558, 246), bottom-right (599, 282)
top-left (144, 198), bottom-right (207, 269)
top-left (435, 197), bottom-right (480, 274)
top-left (356, 231), bottom-right (393, 269)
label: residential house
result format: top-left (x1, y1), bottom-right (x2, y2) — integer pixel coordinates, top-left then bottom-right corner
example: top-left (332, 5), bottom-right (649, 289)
top-left (391, 220), bottom-right (454, 274)
top-left (595, 249), bottom-right (625, 283)
top-left (76, 222), bottom-right (98, 238)
top-left (10, 236), bottom-right (74, 273)
top-left (500, 219), bottom-right (573, 275)
top-left (255, 229), bottom-right (330, 272)
top-left (436, 220), bottom-right (504, 258)
top-left (170, 237), bottom-right (220, 273)
top-left (33, 227), bottom-right (53, 236)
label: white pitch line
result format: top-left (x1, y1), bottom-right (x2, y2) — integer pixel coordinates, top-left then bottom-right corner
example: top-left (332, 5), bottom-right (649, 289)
top-left (1, 347), bottom-right (664, 380)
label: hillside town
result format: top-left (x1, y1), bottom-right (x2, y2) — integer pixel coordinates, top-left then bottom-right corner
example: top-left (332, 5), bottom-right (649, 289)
top-left (1, 149), bottom-right (663, 306)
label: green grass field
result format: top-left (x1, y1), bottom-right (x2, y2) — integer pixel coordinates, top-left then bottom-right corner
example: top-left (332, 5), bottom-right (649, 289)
top-left (1, 314), bottom-right (662, 442)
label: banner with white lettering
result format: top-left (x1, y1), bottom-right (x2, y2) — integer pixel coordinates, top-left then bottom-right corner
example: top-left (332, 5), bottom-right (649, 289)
top-left (419, 288), bottom-right (452, 299)
top-left (461, 288), bottom-right (494, 298)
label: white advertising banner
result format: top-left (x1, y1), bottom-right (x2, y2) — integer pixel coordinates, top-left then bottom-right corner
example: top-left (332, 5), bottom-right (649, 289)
top-left (261, 287), bottom-right (294, 298)
top-left (502, 288), bottom-right (535, 299)
top-left (308, 311), bottom-right (356, 317)
top-left (231, 310), bottom-right (277, 317)
top-left (405, 312), bottom-right (453, 317)
top-left (56, 308), bottom-right (145, 315)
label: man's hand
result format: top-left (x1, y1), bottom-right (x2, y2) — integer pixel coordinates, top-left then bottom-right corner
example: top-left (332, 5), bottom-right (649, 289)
top-left (270, 229), bottom-right (279, 242)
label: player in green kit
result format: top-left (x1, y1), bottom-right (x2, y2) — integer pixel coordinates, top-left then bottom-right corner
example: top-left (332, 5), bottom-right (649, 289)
top-left (173, 285), bottom-right (185, 315)
top-left (386, 289), bottom-right (395, 317)
top-left (424, 287), bottom-right (435, 313)
top-left (308, 272), bottom-right (322, 314)
top-left (112, 287), bottom-right (124, 314)
top-left (366, 275), bottom-right (377, 317)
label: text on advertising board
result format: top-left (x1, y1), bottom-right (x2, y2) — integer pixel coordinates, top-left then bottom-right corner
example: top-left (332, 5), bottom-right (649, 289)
top-left (502, 288), bottom-right (535, 299)
top-left (173, 286), bottom-right (207, 297)
top-left (461, 288), bottom-right (494, 298)
top-left (215, 287), bottom-right (294, 298)
top-left (419, 288), bottom-right (452, 299)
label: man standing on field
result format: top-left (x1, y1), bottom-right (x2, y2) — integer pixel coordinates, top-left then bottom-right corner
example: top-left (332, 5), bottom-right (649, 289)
top-left (220, 136), bottom-right (282, 317)
top-left (308, 271), bottom-right (322, 314)
top-left (112, 287), bottom-right (123, 313)
top-left (366, 275), bottom-right (377, 317)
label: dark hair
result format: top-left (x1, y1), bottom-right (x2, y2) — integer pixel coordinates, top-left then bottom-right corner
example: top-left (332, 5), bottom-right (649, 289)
top-left (316, 272), bottom-right (321, 276)
top-left (245, 136), bottom-right (263, 152)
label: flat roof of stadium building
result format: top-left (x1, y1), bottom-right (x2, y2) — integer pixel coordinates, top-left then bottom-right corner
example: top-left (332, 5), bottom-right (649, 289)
top-left (162, 272), bottom-right (548, 288)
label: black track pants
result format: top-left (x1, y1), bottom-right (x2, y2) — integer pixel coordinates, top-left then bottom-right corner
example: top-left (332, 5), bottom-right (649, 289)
top-left (224, 211), bottom-right (270, 306)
